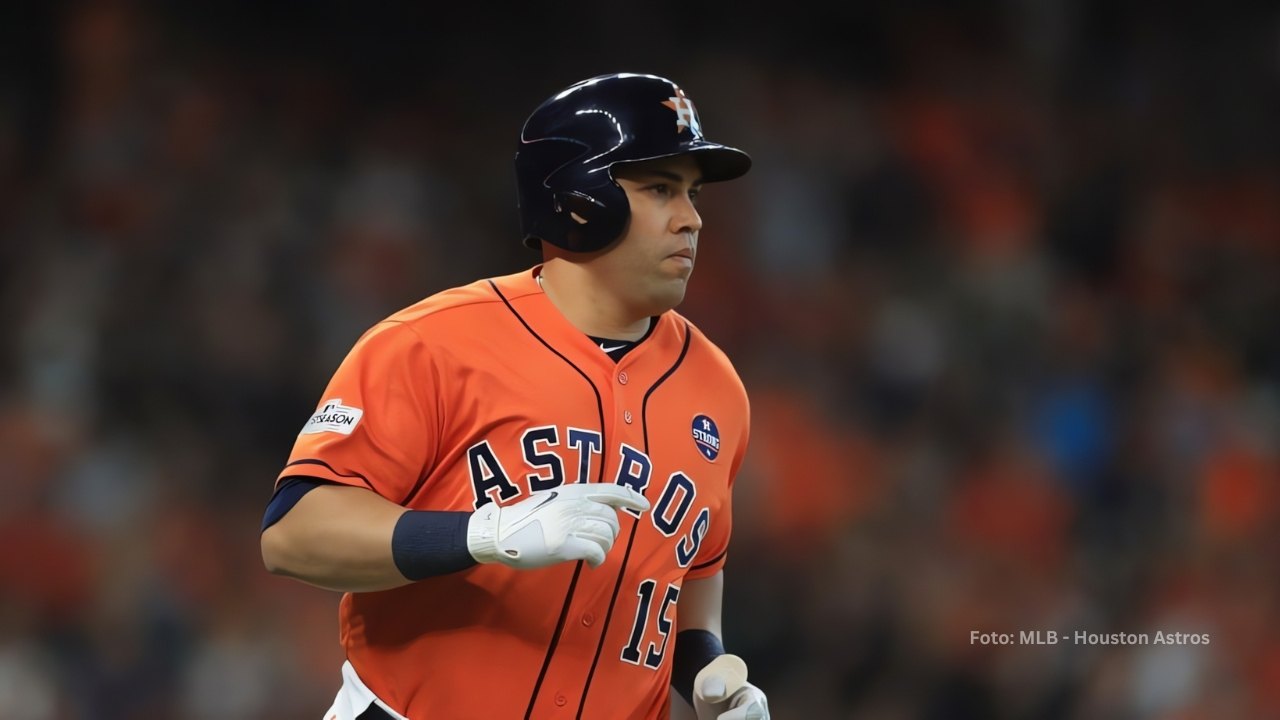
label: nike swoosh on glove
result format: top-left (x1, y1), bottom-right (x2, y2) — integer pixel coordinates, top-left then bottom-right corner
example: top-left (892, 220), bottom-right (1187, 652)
top-left (693, 654), bottom-right (769, 720)
top-left (466, 484), bottom-right (650, 570)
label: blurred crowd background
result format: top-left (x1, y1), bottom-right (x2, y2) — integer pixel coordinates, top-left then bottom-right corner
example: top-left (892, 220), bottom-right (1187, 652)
top-left (3, 1), bottom-right (1279, 718)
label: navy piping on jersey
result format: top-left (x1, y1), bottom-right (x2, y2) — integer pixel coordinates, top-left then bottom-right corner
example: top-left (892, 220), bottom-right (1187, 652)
top-left (487, 280), bottom-right (608, 720)
top-left (282, 458), bottom-right (376, 489)
top-left (690, 549), bottom-right (727, 571)
top-left (576, 321), bottom-right (692, 718)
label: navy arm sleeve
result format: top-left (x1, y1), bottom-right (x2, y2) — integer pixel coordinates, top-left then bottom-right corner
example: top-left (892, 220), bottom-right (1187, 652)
top-left (261, 476), bottom-right (476, 579)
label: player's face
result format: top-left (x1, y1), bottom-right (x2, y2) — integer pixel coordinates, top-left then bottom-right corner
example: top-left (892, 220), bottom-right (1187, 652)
top-left (605, 155), bottom-right (704, 315)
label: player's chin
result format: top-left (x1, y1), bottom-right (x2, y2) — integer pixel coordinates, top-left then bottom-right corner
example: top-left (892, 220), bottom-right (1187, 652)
top-left (650, 279), bottom-right (690, 312)
top-left (660, 258), bottom-right (695, 285)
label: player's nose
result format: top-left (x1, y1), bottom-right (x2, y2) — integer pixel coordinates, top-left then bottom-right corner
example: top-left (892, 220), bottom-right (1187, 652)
top-left (670, 194), bottom-right (702, 236)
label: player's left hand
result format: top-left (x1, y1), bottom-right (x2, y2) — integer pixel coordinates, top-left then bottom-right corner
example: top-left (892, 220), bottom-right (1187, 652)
top-left (692, 654), bottom-right (769, 720)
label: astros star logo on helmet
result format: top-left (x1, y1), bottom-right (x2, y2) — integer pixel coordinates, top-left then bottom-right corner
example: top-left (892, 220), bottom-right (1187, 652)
top-left (662, 88), bottom-right (702, 135)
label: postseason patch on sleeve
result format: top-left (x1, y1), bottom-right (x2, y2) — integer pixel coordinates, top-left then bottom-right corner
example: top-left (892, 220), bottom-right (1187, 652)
top-left (300, 398), bottom-right (364, 435)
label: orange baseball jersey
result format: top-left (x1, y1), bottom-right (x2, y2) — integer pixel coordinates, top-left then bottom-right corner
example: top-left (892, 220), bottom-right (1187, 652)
top-left (277, 266), bottom-right (750, 719)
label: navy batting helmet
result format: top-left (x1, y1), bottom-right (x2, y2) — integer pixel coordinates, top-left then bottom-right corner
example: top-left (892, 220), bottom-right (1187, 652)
top-left (515, 73), bottom-right (751, 253)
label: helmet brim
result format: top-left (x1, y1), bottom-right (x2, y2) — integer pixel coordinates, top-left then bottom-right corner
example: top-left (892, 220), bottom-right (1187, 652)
top-left (685, 143), bottom-right (753, 183)
top-left (610, 143), bottom-right (752, 185)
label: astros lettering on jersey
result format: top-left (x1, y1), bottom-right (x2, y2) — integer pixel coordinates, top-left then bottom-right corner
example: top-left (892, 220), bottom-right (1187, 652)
top-left (278, 267), bottom-right (750, 719)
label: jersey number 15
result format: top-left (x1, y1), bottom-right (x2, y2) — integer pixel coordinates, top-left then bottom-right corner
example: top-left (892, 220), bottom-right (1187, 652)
top-left (620, 579), bottom-right (680, 670)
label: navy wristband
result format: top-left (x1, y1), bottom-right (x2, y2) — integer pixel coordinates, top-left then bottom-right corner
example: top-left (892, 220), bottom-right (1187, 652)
top-left (671, 629), bottom-right (725, 705)
top-left (391, 510), bottom-right (477, 580)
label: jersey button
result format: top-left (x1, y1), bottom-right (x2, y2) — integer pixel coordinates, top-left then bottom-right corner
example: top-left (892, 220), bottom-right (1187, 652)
top-left (623, 411), bottom-right (633, 424)
top-left (554, 693), bottom-right (567, 707)
top-left (618, 371), bottom-right (628, 385)
top-left (582, 612), bottom-right (595, 626)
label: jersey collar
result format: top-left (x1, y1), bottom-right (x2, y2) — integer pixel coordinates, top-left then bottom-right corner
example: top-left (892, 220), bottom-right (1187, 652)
top-left (490, 266), bottom-right (687, 377)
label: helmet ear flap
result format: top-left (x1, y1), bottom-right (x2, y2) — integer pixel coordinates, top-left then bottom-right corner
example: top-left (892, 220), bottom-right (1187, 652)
top-left (550, 186), bottom-right (629, 253)
top-left (554, 190), bottom-right (605, 226)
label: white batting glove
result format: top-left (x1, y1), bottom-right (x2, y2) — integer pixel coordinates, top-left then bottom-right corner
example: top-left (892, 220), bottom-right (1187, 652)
top-left (693, 655), bottom-right (769, 720)
top-left (466, 484), bottom-right (650, 569)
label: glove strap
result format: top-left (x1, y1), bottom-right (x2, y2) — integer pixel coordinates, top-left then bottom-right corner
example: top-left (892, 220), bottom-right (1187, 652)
top-left (671, 629), bottom-right (725, 705)
top-left (464, 503), bottom-right (504, 564)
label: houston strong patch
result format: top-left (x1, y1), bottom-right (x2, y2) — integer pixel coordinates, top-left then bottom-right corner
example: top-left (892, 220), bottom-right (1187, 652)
top-left (691, 414), bottom-right (720, 461)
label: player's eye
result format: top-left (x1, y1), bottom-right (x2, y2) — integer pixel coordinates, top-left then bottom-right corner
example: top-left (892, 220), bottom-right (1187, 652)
top-left (688, 188), bottom-right (701, 204)
top-left (649, 183), bottom-right (672, 197)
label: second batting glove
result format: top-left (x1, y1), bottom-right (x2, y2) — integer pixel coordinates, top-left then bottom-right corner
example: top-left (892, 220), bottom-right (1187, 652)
top-left (693, 655), bottom-right (769, 720)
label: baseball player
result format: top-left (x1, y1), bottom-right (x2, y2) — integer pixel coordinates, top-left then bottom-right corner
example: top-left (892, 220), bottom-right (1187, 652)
top-left (261, 72), bottom-right (769, 720)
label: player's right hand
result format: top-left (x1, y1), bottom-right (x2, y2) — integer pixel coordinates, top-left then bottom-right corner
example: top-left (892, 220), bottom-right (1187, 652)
top-left (692, 655), bottom-right (769, 720)
top-left (466, 484), bottom-right (650, 570)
